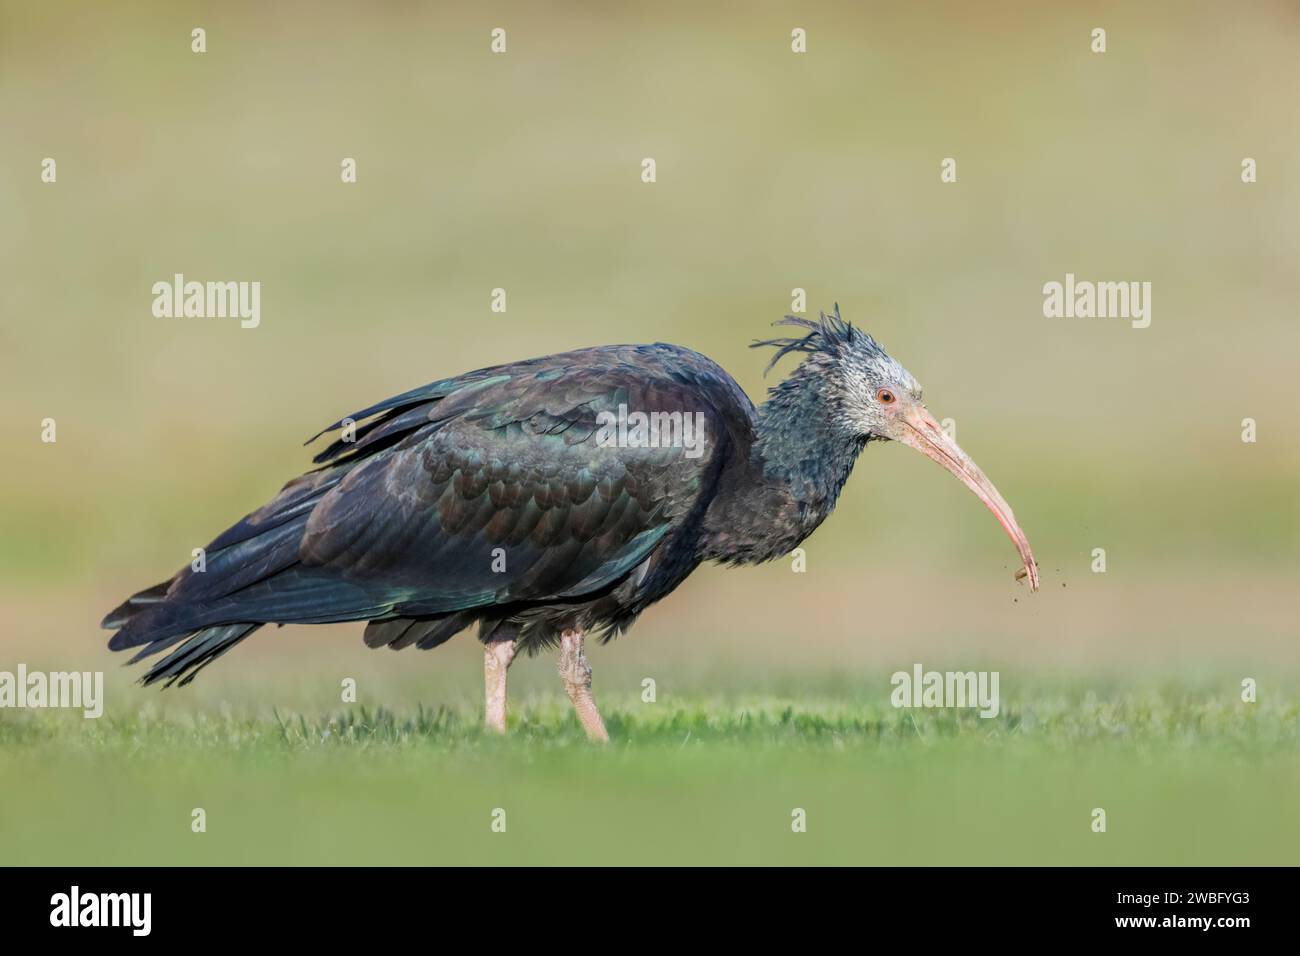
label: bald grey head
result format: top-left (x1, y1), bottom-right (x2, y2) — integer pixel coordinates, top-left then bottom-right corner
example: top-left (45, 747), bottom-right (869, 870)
top-left (753, 305), bottom-right (923, 443)
top-left (753, 305), bottom-right (1040, 590)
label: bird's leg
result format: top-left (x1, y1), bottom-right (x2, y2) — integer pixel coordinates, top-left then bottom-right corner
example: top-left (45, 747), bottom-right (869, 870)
top-left (557, 628), bottom-right (609, 743)
top-left (483, 639), bottom-right (518, 734)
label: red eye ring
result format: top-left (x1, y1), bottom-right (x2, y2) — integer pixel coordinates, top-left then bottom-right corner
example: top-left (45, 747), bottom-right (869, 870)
top-left (877, 388), bottom-right (896, 405)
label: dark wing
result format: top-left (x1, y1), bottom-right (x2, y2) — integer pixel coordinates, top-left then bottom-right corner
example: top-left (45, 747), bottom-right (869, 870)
top-left (105, 344), bottom-right (752, 655)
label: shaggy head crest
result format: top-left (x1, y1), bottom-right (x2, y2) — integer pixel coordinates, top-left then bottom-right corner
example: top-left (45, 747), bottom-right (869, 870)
top-left (750, 304), bottom-right (886, 376)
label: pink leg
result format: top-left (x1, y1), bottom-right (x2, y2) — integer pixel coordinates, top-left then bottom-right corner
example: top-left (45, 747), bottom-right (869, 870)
top-left (484, 639), bottom-right (518, 733)
top-left (557, 628), bottom-right (609, 743)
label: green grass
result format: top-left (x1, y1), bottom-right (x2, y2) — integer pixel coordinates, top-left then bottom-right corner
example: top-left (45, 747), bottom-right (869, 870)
top-left (3, 686), bottom-right (1297, 865)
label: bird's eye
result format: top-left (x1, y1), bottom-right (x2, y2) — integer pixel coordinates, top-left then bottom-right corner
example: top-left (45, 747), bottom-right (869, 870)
top-left (877, 388), bottom-right (896, 405)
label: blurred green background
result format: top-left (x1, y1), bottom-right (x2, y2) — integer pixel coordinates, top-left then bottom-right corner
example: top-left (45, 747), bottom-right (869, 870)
top-left (2, 1), bottom-right (1298, 865)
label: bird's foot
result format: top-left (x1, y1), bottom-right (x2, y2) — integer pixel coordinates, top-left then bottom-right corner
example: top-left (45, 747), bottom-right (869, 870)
top-left (557, 628), bottom-right (609, 743)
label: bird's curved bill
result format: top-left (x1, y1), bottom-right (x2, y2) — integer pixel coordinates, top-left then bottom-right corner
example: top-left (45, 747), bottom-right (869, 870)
top-left (897, 406), bottom-right (1040, 591)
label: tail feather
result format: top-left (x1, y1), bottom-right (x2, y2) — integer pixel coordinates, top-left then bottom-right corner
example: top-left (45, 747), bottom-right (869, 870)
top-left (136, 623), bottom-right (261, 688)
top-left (101, 579), bottom-right (173, 629)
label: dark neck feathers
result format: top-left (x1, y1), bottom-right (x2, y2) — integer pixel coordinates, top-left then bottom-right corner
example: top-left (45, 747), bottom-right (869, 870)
top-left (698, 363), bottom-right (867, 564)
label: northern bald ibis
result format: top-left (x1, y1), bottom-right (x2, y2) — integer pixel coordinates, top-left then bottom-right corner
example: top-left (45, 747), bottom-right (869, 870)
top-left (103, 307), bottom-right (1038, 740)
